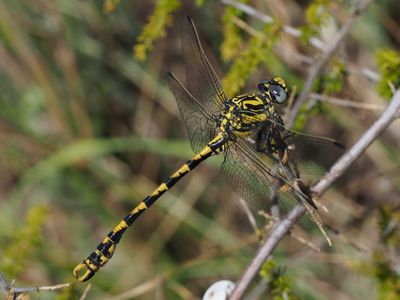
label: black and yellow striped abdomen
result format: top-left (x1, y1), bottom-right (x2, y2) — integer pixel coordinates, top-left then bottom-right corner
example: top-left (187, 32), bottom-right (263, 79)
top-left (73, 134), bottom-right (226, 282)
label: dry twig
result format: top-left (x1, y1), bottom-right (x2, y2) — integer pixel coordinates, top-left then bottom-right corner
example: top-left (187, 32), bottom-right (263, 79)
top-left (0, 273), bottom-right (71, 299)
top-left (310, 93), bottom-right (385, 111)
top-left (287, 0), bottom-right (374, 126)
top-left (220, 0), bottom-right (380, 83)
top-left (103, 277), bottom-right (164, 300)
top-left (79, 283), bottom-right (92, 300)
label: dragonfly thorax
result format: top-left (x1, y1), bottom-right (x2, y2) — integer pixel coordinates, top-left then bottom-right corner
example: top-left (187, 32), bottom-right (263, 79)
top-left (218, 93), bottom-right (276, 139)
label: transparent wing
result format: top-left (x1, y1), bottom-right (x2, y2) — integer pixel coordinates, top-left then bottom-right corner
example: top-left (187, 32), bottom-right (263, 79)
top-left (168, 72), bottom-right (217, 153)
top-left (221, 134), bottom-right (330, 242)
top-left (249, 113), bottom-right (344, 180)
top-left (220, 137), bottom-right (286, 211)
top-left (282, 131), bottom-right (344, 180)
top-left (168, 17), bottom-right (227, 153)
top-left (181, 16), bottom-right (226, 114)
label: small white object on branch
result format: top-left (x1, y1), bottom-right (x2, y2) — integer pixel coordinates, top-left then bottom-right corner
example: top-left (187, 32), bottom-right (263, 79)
top-left (203, 280), bottom-right (235, 300)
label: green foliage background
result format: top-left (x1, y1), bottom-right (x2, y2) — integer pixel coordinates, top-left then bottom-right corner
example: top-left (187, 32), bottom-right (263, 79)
top-left (0, 0), bottom-right (399, 299)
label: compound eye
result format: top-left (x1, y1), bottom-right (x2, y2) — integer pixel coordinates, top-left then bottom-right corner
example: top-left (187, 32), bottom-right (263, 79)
top-left (257, 80), bottom-right (268, 92)
top-left (270, 84), bottom-right (287, 104)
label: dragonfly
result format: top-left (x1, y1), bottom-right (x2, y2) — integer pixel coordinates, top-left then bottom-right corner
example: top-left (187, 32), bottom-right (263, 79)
top-left (73, 16), bottom-right (341, 282)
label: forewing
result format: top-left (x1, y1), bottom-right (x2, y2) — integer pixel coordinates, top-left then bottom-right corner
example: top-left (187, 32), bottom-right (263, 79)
top-left (182, 17), bottom-right (226, 113)
top-left (168, 17), bottom-right (227, 153)
top-left (168, 73), bottom-right (217, 153)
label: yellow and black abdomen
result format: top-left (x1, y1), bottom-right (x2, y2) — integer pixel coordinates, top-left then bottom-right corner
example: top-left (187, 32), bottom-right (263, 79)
top-left (73, 133), bottom-right (226, 282)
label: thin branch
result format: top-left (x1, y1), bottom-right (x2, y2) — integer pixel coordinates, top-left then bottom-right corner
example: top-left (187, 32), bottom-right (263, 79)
top-left (312, 90), bottom-right (400, 195)
top-left (231, 15), bottom-right (381, 92)
top-left (310, 93), bottom-right (385, 111)
top-left (228, 89), bottom-right (400, 300)
top-left (228, 12), bottom-right (383, 115)
top-left (231, 15), bottom-right (262, 38)
top-left (229, 205), bottom-right (306, 300)
top-left (0, 273), bottom-right (11, 291)
top-left (104, 277), bottom-right (163, 300)
top-left (287, 0), bottom-right (374, 126)
top-left (238, 197), bottom-right (259, 234)
top-left (221, 0), bottom-right (325, 50)
top-left (0, 273), bottom-right (71, 297)
top-left (79, 283), bottom-right (92, 300)
top-left (220, 0), bottom-right (379, 83)
top-left (11, 283), bottom-right (71, 294)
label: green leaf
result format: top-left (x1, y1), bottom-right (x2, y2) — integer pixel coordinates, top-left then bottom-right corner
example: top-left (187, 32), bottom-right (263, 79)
top-left (375, 48), bottom-right (400, 99)
top-left (1, 204), bottom-right (48, 277)
top-left (133, 0), bottom-right (180, 61)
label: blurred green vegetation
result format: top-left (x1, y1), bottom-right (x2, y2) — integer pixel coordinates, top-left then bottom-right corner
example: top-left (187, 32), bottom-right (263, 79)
top-left (0, 0), bottom-right (399, 299)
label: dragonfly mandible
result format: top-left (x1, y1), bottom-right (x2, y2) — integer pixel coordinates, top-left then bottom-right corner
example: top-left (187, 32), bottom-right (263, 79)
top-left (73, 16), bottom-right (338, 282)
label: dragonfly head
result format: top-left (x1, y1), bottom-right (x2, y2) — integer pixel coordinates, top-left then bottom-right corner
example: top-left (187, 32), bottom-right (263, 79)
top-left (257, 77), bottom-right (288, 104)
